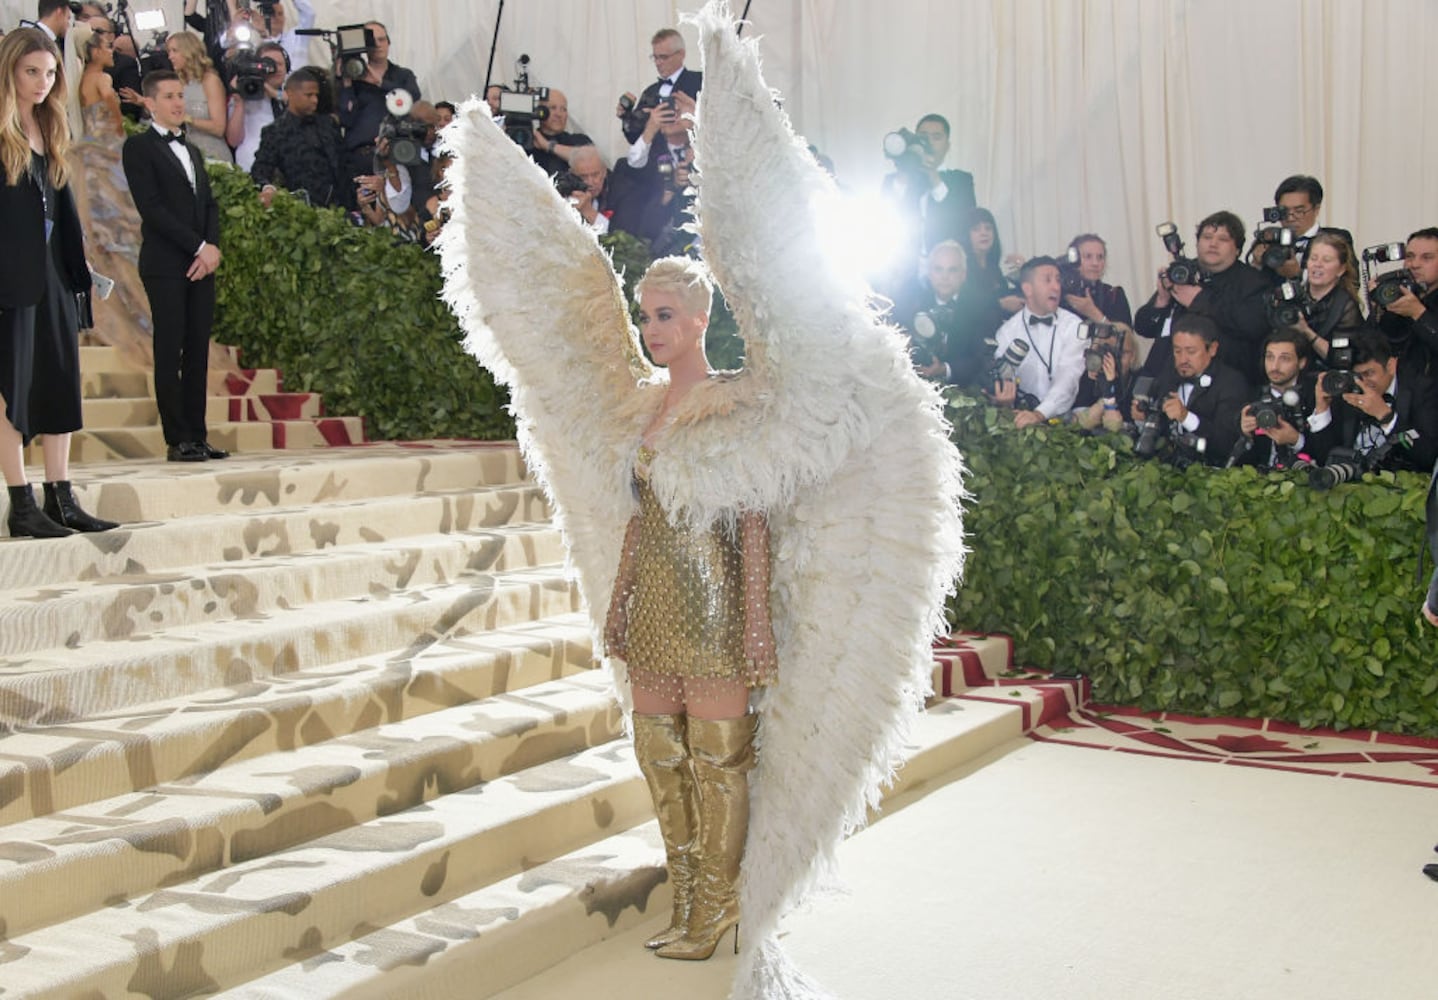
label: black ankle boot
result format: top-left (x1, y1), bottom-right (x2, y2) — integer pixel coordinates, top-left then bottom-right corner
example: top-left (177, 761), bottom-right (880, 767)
top-left (42, 481), bottom-right (118, 533)
top-left (7, 484), bottom-right (75, 539)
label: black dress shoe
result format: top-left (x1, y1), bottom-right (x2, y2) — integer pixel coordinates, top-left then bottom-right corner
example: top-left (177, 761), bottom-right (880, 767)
top-left (1424, 863), bottom-right (1438, 883)
top-left (167, 442), bottom-right (208, 462)
top-left (199, 441), bottom-right (229, 460)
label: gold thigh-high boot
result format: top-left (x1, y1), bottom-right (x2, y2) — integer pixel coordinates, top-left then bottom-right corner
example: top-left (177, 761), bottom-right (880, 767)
top-left (656, 712), bottom-right (757, 961)
top-left (633, 713), bottom-right (698, 950)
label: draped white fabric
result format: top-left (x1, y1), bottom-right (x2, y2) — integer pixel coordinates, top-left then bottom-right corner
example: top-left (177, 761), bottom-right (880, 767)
top-left (6, 0), bottom-right (1433, 301)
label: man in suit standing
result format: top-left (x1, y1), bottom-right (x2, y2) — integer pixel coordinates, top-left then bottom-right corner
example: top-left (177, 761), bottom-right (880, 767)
top-left (617, 27), bottom-right (702, 145)
top-left (122, 70), bottom-right (227, 462)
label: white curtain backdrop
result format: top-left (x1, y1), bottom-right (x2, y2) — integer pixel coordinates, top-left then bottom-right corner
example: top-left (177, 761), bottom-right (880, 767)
top-left (5, 0), bottom-right (1435, 301)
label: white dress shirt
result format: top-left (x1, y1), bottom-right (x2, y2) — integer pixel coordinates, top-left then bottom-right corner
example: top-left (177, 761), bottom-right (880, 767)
top-left (992, 307), bottom-right (1087, 418)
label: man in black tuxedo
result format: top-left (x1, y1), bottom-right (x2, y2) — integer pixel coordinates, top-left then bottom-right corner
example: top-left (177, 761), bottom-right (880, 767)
top-left (1130, 314), bottom-right (1249, 466)
top-left (874, 114), bottom-right (977, 297)
top-left (618, 27), bottom-right (702, 145)
top-left (891, 241), bottom-right (991, 389)
top-left (1373, 228), bottom-right (1438, 378)
top-left (1234, 328), bottom-right (1317, 469)
top-left (1135, 210), bottom-right (1271, 387)
top-left (568, 146), bottom-right (657, 243)
top-left (1306, 329), bottom-right (1438, 474)
top-left (122, 70), bottom-right (227, 463)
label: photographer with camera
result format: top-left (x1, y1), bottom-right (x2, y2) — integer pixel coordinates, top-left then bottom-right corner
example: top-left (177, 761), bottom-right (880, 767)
top-left (250, 66), bottom-right (341, 208)
top-left (1071, 321), bottom-right (1140, 432)
top-left (879, 114), bottom-right (977, 290)
top-left (1129, 315), bottom-right (1248, 467)
top-left (335, 21), bottom-right (419, 187)
top-left (1306, 329), bottom-right (1438, 475)
top-left (1372, 228), bottom-right (1438, 378)
top-left (1061, 233), bottom-right (1132, 327)
top-left (222, 40), bottom-right (287, 171)
top-left (990, 257), bottom-right (1087, 428)
top-left (890, 241), bottom-right (990, 387)
top-left (1233, 328), bottom-right (1316, 468)
top-left (564, 145), bottom-right (653, 242)
top-left (528, 89), bottom-right (593, 177)
top-left (1246, 175), bottom-right (1353, 282)
top-left (618, 27), bottom-right (701, 145)
top-left (1134, 210), bottom-right (1270, 387)
top-left (1287, 231), bottom-right (1366, 364)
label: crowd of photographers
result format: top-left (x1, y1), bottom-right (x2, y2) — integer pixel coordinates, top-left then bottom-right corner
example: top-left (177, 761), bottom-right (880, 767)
top-left (880, 126), bottom-right (1438, 488)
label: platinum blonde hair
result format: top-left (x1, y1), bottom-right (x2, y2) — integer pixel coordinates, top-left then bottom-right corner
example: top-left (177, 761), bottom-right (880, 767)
top-left (637, 255), bottom-right (714, 318)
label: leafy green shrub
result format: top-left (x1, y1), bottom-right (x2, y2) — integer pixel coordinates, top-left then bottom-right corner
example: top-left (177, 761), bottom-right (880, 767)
top-left (208, 165), bottom-right (512, 441)
top-left (945, 392), bottom-right (1436, 735)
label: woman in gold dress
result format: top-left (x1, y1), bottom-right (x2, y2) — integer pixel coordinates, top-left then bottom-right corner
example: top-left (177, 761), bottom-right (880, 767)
top-left (603, 257), bottom-right (777, 960)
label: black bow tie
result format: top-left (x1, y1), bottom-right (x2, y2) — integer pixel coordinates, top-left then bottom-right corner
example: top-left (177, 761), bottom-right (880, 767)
top-left (1029, 314), bottom-right (1053, 326)
top-left (162, 128), bottom-right (186, 144)
top-left (659, 76), bottom-right (670, 86)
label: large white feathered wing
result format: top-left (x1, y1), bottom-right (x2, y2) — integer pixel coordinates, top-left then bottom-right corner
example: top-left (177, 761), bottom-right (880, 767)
top-left (436, 105), bottom-right (653, 700)
top-left (683, 5), bottom-right (968, 998)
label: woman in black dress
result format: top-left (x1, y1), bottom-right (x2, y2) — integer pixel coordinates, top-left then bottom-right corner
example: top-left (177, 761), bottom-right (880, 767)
top-left (0, 28), bottom-right (116, 538)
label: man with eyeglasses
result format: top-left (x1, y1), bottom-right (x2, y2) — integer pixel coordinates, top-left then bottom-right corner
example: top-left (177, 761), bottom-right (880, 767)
top-left (1248, 174), bottom-right (1354, 283)
top-left (617, 27), bottom-right (702, 145)
top-left (336, 20), bottom-right (421, 194)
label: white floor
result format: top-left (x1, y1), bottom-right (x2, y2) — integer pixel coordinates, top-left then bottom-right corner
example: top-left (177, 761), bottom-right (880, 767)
top-left (494, 738), bottom-right (1438, 1000)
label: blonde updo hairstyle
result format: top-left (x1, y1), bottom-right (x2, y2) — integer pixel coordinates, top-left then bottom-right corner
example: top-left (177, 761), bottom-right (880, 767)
top-left (636, 255), bottom-right (714, 319)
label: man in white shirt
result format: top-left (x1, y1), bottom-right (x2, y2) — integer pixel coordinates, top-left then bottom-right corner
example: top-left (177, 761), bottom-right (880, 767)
top-left (991, 256), bottom-right (1087, 428)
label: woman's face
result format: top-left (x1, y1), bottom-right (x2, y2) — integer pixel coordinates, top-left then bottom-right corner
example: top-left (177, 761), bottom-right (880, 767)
top-left (970, 221), bottom-right (995, 254)
top-left (638, 289), bottom-right (705, 368)
top-left (1306, 242), bottom-right (1342, 289)
top-left (165, 38), bottom-right (185, 71)
top-left (1076, 239), bottom-right (1107, 282)
top-left (90, 35), bottom-right (115, 70)
top-left (13, 50), bottom-right (58, 109)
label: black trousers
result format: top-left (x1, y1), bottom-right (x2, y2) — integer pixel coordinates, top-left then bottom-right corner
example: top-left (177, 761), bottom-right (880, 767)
top-left (142, 273), bottom-right (214, 447)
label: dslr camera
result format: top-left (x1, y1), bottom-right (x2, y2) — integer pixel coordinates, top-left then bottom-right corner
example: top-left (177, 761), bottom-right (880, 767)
top-left (1266, 281), bottom-right (1307, 329)
top-left (1320, 336), bottom-right (1362, 397)
top-left (882, 128), bottom-right (932, 175)
top-left (1360, 242), bottom-right (1421, 309)
top-left (1250, 387), bottom-right (1306, 433)
top-left (987, 339), bottom-right (1039, 410)
top-left (1155, 222), bottom-right (1207, 287)
top-left (1130, 375), bottom-right (1164, 456)
top-left (1059, 245), bottom-right (1095, 298)
top-left (375, 89), bottom-right (427, 167)
top-left (907, 302), bottom-right (958, 371)
top-left (1253, 213), bottom-right (1296, 272)
top-left (554, 171), bottom-right (587, 199)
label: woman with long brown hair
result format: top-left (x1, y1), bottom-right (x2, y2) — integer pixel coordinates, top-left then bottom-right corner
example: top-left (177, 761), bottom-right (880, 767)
top-left (0, 28), bottom-right (116, 537)
top-left (1294, 232), bottom-right (1366, 363)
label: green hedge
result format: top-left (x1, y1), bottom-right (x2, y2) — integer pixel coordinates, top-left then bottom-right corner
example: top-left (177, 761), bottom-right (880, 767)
top-left (945, 392), bottom-right (1437, 735)
top-left (208, 165), bottom-right (512, 441)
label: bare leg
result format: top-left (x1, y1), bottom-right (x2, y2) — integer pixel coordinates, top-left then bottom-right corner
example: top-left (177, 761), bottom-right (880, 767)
top-left (682, 678), bottom-right (750, 720)
top-left (0, 406), bottom-right (27, 487)
top-left (632, 684), bottom-right (686, 716)
top-left (41, 433), bottom-right (70, 484)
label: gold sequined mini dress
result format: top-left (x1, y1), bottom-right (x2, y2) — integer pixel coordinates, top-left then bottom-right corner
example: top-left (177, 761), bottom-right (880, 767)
top-left (622, 446), bottom-right (766, 699)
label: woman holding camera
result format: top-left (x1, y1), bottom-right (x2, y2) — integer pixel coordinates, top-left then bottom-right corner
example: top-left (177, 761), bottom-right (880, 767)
top-left (0, 29), bottom-right (117, 538)
top-left (1063, 232), bottom-right (1133, 326)
top-left (1292, 232), bottom-right (1365, 363)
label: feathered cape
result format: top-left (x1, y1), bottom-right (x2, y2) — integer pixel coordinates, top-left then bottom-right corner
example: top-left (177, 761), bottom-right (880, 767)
top-left (437, 4), bottom-right (966, 996)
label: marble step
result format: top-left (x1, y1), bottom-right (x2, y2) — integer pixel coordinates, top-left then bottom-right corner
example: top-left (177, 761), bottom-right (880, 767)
top-left (0, 614), bottom-right (595, 827)
top-left (0, 523), bottom-right (565, 657)
top-left (0, 670), bottom-right (621, 939)
top-left (0, 481), bottom-right (548, 592)
top-left (81, 392), bottom-right (325, 429)
top-left (0, 737), bottom-right (652, 999)
top-left (0, 566), bottom-right (583, 733)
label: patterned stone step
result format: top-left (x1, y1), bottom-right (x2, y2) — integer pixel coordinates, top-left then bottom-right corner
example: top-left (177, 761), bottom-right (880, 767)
top-left (0, 738), bottom-right (651, 1000)
top-left (81, 368), bottom-right (281, 401)
top-left (0, 524), bottom-right (565, 658)
top-left (0, 670), bottom-right (620, 939)
top-left (0, 482), bottom-right (548, 593)
top-left (225, 690), bottom-right (1028, 1000)
top-left (58, 422), bottom-right (278, 463)
top-left (0, 614), bottom-right (595, 827)
top-left (269, 416), bottom-right (367, 450)
top-left (0, 567), bottom-right (582, 733)
top-left (82, 392), bottom-right (325, 429)
top-left (0, 443), bottom-right (527, 525)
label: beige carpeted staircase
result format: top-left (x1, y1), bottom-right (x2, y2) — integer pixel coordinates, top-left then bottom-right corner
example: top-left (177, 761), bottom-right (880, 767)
top-left (0, 438), bottom-right (1050, 999)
